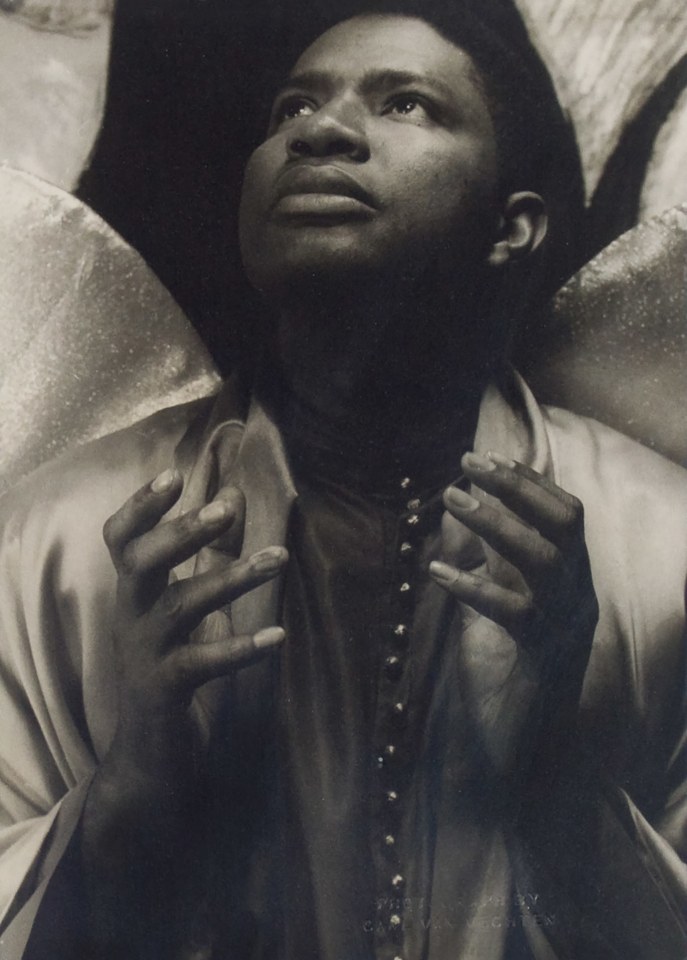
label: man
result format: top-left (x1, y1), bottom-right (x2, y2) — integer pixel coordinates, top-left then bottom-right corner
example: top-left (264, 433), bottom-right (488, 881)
top-left (1, 4), bottom-right (686, 959)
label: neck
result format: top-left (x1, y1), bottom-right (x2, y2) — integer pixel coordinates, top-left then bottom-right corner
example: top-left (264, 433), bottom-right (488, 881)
top-left (259, 281), bottom-right (505, 462)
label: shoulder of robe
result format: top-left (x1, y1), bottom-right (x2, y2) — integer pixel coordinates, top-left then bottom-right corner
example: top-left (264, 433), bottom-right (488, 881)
top-left (0, 396), bottom-right (217, 548)
top-left (539, 408), bottom-right (687, 777)
top-left (541, 403), bottom-right (687, 638)
top-left (541, 403), bottom-right (687, 513)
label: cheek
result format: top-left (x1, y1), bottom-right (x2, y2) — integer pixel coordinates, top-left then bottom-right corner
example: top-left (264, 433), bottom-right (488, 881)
top-left (238, 143), bottom-right (277, 234)
top-left (393, 150), bottom-right (499, 246)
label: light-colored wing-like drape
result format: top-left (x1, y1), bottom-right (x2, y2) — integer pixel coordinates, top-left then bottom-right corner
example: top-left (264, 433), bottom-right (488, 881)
top-left (0, 167), bottom-right (221, 495)
top-left (524, 204), bottom-right (687, 466)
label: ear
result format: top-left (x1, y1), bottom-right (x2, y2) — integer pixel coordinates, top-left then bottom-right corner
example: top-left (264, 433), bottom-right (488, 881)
top-left (486, 191), bottom-right (548, 268)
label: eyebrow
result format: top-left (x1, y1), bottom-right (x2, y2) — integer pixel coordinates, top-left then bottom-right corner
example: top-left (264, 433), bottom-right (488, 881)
top-left (275, 68), bottom-right (466, 104)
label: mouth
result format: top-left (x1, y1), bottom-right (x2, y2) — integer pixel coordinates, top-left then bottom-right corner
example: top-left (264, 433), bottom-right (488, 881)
top-left (271, 165), bottom-right (377, 221)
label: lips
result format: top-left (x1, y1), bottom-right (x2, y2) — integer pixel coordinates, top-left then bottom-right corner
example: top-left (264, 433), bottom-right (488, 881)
top-left (273, 164), bottom-right (377, 211)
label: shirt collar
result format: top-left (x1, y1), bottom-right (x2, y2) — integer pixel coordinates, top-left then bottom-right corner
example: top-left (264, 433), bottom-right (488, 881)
top-left (172, 366), bottom-right (552, 635)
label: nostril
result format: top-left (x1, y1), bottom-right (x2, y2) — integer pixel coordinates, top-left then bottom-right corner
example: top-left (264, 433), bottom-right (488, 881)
top-left (288, 129), bottom-right (369, 162)
top-left (290, 138), bottom-right (313, 156)
top-left (330, 139), bottom-right (356, 155)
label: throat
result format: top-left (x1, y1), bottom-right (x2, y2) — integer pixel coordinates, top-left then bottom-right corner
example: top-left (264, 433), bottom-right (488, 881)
top-left (257, 349), bottom-right (483, 496)
top-left (258, 292), bottom-right (499, 491)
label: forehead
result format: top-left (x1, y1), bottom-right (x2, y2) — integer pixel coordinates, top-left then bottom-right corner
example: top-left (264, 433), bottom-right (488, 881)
top-left (290, 14), bottom-right (489, 111)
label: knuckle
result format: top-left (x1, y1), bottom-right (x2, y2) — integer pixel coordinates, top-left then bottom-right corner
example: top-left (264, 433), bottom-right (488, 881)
top-left (175, 510), bottom-right (205, 543)
top-left (561, 495), bottom-right (584, 529)
top-left (159, 650), bottom-right (190, 694)
top-left (506, 469), bottom-right (526, 495)
top-left (511, 593), bottom-right (536, 631)
top-left (216, 484), bottom-right (245, 517)
top-left (170, 645), bottom-right (201, 681)
top-left (118, 543), bottom-right (140, 576)
top-left (537, 539), bottom-right (561, 570)
top-left (515, 593), bottom-right (535, 619)
top-left (132, 482), bottom-right (154, 506)
top-left (176, 511), bottom-right (197, 534)
top-left (587, 594), bottom-right (601, 626)
top-left (466, 571), bottom-right (488, 596)
top-left (158, 581), bottom-right (185, 620)
top-left (102, 515), bottom-right (119, 551)
top-left (484, 507), bottom-right (506, 538)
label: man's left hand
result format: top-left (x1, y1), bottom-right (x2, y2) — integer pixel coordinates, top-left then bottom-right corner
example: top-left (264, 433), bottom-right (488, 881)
top-left (430, 450), bottom-right (599, 791)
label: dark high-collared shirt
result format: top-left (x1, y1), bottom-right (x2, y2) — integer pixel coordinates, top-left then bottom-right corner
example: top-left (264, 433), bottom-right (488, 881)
top-left (196, 386), bottom-right (543, 960)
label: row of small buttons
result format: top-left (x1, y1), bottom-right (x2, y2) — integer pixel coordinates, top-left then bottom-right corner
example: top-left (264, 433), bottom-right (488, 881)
top-left (372, 477), bottom-right (427, 958)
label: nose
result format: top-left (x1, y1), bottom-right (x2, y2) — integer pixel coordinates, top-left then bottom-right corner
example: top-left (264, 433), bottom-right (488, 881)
top-left (287, 99), bottom-right (370, 162)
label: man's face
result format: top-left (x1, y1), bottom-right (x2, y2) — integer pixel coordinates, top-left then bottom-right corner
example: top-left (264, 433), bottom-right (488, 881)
top-left (239, 15), bottom-right (502, 301)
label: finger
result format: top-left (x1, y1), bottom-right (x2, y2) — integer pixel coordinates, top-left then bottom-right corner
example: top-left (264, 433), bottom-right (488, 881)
top-left (152, 546), bottom-right (289, 642)
top-left (162, 626), bottom-right (285, 700)
top-left (119, 492), bottom-right (245, 611)
top-left (103, 468), bottom-right (183, 567)
top-left (442, 485), bottom-right (561, 592)
top-left (429, 560), bottom-right (541, 642)
top-left (461, 451), bottom-right (584, 548)
top-left (206, 484), bottom-right (246, 555)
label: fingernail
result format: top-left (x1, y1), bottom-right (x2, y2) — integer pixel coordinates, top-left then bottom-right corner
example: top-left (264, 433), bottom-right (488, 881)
top-left (430, 562), bottom-right (479, 587)
top-left (151, 468), bottom-right (175, 493)
top-left (429, 560), bottom-right (455, 581)
top-left (198, 500), bottom-right (230, 525)
top-left (463, 451), bottom-right (496, 472)
top-left (486, 450), bottom-right (516, 469)
top-left (254, 626), bottom-right (285, 649)
top-left (446, 486), bottom-right (480, 512)
top-left (251, 546), bottom-right (287, 575)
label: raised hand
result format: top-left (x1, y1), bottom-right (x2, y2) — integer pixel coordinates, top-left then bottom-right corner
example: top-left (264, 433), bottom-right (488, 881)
top-left (82, 467), bottom-right (287, 911)
top-left (430, 450), bottom-right (598, 791)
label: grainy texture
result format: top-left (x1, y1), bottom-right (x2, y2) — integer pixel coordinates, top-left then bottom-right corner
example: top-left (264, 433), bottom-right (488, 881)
top-left (641, 86), bottom-right (687, 218)
top-left (0, 1), bottom-right (684, 204)
top-left (0, 14), bottom-right (109, 190)
top-left (0, 168), bottom-right (221, 492)
top-left (0, 0), bottom-right (112, 34)
top-left (518, 0), bottom-right (687, 202)
top-left (524, 205), bottom-right (687, 464)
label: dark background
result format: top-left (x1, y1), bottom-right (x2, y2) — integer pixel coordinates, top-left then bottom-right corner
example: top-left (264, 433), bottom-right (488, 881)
top-left (78, 0), bottom-right (687, 374)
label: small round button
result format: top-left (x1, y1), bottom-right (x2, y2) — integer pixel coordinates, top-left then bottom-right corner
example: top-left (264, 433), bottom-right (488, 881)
top-left (386, 789), bottom-right (399, 803)
top-left (389, 914), bottom-right (402, 928)
top-left (384, 744), bottom-right (397, 757)
top-left (393, 624), bottom-right (409, 640)
top-left (400, 477), bottom-right (412, 491)
top-left (385, 655), bottom-right (402, 679)
top-left (384, 833), bottom-right (396, 846)
top-left (406, 514), bottom-right (420, 528)
top-left (399, 582), bottom-right (411, 594)
top-left (391, 874), bottom-right (405, 890)
top-left (393, 702), bottom-right (406, 718)
top-left (407, 498), bottom-right (421, 512)
top-left (399, 541), bottom-right (414, 558)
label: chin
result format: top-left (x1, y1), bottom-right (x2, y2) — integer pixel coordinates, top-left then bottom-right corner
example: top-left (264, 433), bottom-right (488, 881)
top-left (243, 237), bottom-right (388, 306)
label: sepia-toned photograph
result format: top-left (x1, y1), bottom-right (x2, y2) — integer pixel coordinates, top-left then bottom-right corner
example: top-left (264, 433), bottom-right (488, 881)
top-left (0, 1), bottom-right (686, 957)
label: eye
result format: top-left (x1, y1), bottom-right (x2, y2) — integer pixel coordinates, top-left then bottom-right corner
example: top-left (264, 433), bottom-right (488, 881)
top-left (383, 93), bottom-right (434, 122)
top-left (271, 96), bottom-right (316, 128)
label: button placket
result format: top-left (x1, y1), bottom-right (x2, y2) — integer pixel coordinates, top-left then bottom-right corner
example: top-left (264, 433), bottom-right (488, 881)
top-left (372, 477), bottom-right (430, 958)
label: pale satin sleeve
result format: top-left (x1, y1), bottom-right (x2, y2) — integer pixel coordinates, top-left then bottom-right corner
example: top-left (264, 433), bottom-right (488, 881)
top-left (0, 402), bottom-right (201, 957)
top-left (510, 404), bottom-right (687, 959)
top-left (0, 496), bottom-right (100, 955)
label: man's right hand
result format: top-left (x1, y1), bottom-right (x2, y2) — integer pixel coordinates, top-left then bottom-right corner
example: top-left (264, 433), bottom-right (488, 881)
top-left (82, 466), bottom-right (287, 879)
